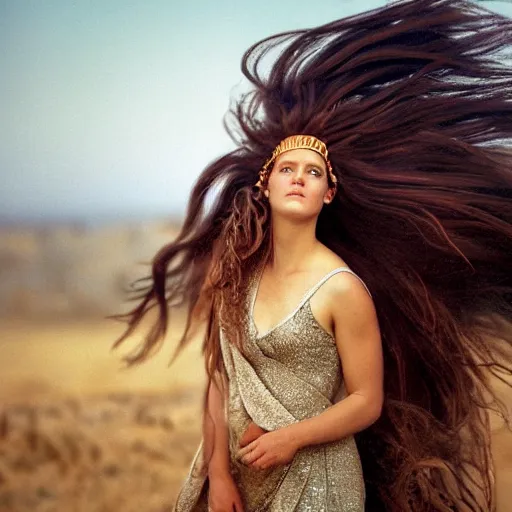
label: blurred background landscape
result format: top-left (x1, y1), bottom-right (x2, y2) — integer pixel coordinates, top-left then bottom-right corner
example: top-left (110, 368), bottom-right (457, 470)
top-left (1, 0), bottom-right (511, 510)
top-left (0, 220), bottom-right (208, 511)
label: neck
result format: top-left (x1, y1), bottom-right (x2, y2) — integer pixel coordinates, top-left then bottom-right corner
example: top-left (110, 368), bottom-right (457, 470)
top-left (268, 216), bottom-right (319, 274)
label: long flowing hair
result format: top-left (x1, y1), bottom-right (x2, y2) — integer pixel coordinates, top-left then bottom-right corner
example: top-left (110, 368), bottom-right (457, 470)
top-left (111, 1), bottom-right (512, 510)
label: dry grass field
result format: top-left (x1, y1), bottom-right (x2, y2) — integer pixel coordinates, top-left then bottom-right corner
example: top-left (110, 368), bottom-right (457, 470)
top-left (0, 316), bottom-right (510, 512)
top-left (0, 316), bottom-right (205, 512)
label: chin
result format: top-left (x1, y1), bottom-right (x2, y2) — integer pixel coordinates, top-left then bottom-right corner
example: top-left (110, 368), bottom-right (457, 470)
top-left (272, 204), bottom-right (320, 222)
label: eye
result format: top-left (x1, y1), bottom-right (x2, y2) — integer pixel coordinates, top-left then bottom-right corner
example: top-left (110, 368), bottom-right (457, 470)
top-left (309, 168), bottom-right (322, 176)
top-left (280, 166), bottom-right (293, 173)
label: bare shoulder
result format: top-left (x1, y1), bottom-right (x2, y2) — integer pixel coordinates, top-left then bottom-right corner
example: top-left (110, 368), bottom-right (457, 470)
top-left (308, 247), bottom-right (376, 337)
top-left (314, 245), bottom-right (366, 294)
top-left (325, 271), bottom-right (372, 306)
top-left (312, 246), bottom-right (373, 307)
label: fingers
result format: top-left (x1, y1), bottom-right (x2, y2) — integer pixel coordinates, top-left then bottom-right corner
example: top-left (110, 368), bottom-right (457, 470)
top-left (242, 446), bottom-right (262, 465)
top-left (237, 440), bottom-right (264, 467)
top-left (239, 422), bottom-right (265, 448)
top-left (250, 456), bottom-right (271, 471)
top-left (242, 449), bottom-right (273, 470)
top-left (236, 437), bottom-right (276, 470)
top-left (236, 440), bottom-right (256, 460)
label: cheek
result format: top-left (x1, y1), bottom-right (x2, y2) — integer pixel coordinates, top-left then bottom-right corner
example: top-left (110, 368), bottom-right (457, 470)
top-left (267, 172), bottom-right (287, 191)
top-left (310, 178), bottom-right (329, 197)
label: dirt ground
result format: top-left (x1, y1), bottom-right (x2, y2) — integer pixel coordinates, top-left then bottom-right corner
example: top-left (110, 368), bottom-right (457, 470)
top-left (0, 317), bottom-right (510, 511)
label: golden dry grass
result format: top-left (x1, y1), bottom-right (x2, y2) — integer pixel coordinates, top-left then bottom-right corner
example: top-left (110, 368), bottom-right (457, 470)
top-left (0, 317), bottom-right (205, 512)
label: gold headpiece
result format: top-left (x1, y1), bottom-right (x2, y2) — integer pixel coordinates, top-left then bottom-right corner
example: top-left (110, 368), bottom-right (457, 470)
top-left (255, 135), bottom-right (337, 190)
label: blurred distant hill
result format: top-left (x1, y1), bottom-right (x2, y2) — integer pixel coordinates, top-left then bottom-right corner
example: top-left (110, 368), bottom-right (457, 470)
top-left (0, 220), bottom-right (181, 319)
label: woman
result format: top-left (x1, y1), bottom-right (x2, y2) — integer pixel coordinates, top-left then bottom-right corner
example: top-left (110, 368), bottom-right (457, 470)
top-left (112, 0), bottom-right (512, 510)
top-left (175, 136), bottom-right (384, 512)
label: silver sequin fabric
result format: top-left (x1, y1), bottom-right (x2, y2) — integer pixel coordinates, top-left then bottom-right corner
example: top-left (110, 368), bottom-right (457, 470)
top-left (174, 264), bottom-right (370, 511)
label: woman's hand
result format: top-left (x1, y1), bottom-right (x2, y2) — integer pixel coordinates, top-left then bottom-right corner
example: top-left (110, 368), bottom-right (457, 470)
top-left (236, 427), bottom-right (299, 470)
top-left (208, 471), bottom-right (245, 512)
top-left (239, 421), bottom-right (267, 448)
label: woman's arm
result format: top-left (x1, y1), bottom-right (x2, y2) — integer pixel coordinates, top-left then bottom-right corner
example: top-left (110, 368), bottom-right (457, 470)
top-left (206, 376), bottom-right (231, 477)
top-left (238, 275), bottom-right (383, 469)
top-left (205, 375), bottom-right (245, 511)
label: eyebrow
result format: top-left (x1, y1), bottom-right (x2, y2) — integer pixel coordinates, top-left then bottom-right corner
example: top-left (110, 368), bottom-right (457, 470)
top-left (276, 160), bottom-right (325, 171)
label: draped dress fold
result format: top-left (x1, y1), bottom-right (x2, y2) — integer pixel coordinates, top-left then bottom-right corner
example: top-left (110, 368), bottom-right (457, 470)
top-left (174, 263), bottom-right (372, 512)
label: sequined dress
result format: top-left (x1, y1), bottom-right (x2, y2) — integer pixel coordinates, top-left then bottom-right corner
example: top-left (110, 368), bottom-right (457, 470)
top-left (174, 264), bottom-right (372, 512)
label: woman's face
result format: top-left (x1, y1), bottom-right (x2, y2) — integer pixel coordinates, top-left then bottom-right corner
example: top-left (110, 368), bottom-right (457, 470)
top-left (265, 148), bottom-right (334, 220)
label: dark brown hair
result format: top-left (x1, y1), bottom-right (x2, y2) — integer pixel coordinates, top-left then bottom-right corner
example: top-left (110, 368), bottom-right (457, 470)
top-left (111, 1), bottom-right (512, 509)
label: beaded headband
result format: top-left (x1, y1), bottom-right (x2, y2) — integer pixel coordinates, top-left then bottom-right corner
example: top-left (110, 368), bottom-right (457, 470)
top-left (255, 135), bottom-right (337, 190)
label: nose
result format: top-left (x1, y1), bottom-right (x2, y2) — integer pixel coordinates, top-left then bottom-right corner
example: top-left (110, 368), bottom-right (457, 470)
top-left (292, 169), bottom-right (305, 185)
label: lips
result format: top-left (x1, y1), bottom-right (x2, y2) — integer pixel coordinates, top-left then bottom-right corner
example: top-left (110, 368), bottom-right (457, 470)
top-left (286, 191), bottom-right (305, 197)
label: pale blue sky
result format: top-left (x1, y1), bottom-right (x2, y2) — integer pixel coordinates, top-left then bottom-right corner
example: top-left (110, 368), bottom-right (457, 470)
top-left (1, 0), bottom-right (510, 224)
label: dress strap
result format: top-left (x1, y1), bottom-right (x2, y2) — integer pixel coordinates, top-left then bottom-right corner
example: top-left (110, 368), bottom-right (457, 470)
top-left (297, 267), bottom-right (372, 311)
